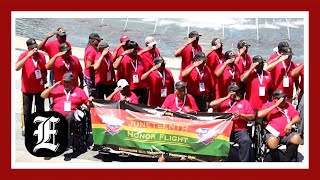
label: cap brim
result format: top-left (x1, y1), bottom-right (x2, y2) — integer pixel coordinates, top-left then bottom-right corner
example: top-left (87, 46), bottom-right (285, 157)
top-left (60, 47), bottom-right (71, 52)
top-left (199, 57), bottom-right (207, 61)
top-left (148, 42), bottom-right (157, 46)
top-left (28, 44), bottom-right (38, 49)
top-left (284, 53), bottom-right (294, 55)
top-left (57, 32), bottom-right (66, 36)
top-left (274, 94), bottom-right (286, 98)
top-left (121, 38), bottom-right (130, 42)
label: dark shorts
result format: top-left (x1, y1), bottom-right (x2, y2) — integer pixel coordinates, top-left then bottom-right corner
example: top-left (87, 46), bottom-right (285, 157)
top-left (265, 132), bottom-right (299, 145)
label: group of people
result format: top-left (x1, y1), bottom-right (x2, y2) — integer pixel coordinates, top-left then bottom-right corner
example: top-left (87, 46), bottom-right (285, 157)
top-left (16, 27), bottom-right (304, 162)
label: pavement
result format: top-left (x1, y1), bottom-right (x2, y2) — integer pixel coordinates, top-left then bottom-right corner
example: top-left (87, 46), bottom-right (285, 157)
top-left (12, 36), bottom-right (306, 168)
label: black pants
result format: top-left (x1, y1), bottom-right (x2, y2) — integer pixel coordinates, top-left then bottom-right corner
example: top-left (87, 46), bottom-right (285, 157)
top-left (66, 112), bottom-right (76, 146)
top-left (22, 92), bottom-right (44, 129)
top-left (131, 88), bottom-right (148, 105)
top-left (95, 83), bottom-right (116, 99)
top-left (191, 94), bottom-right (208, 112)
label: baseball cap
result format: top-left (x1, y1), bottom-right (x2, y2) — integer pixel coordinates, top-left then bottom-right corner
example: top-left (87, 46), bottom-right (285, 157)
top-left (89, 33), bottom-right (103, 41)
top-left (97, 41), bottom-right (109, 49)
top-left (117, 79), bottom-right (130, 88)
top-left (120, 35), bottom-right (130, 43)
top-left (211, 38), bottom-right (222, 46)
top-left (278, 41), bottom-right (289, 52)
top-left (188, 31), bottom-right (202, 38)
top-left (281, 47), bottom-right (294, 55)
top-left (252, 55), bottom-right (265, 63)
top-left (26, 38), bottom-right (38, 49)
top-left (175, 81), bottom-right (187, 90)
top-left (225, 50), bottom-right (236, 60)
top-left (237, 40), bottom-right (251, 48)
top-left (273, 89), bottom-right (287, 99)
top-left (59, 43), bottom-right (71, 52)
top-left (194, 52), bottom-right (207, 61)
top-left (228, 83), bottom-right (240, 92)
top-left (126, 41), bottom-right (139, 50)
top-left (154, 56), bottom-right (165, 65)
top-left (56, 27), bottom-right (66, 36)
top-left (145, 36), bottom-right (157, 46)
top-left (63, 72), bottom-right (75, 82)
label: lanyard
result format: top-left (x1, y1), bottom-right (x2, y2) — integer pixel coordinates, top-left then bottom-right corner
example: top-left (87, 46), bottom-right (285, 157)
top-left (254, 69), bottom-right (264, 85)
top-left (105, 58), bottom-right (110, 70)
top-left (157, 70), bottom-right (166, 86)
top-left (32, 59), bottom-right (38, 68)
top-left (62, 60), bottom-right (70, 71)
top-left (131, 60), bottom-right (138, 72)
top-left (196, 67), bottom-right (204, 80)
top-left (277, 107), bottom-right (290, 123)
top-left (227, 101), bottom-right (237, 112)
top-left (217, 55), bottom-right (223, 64)
top-left (175, 95), bottom-right (186, 111)
top-left (64, 88), bottom-right (73, 101)
top-left (228, 69), bottom-right (235, 79)
top-left (281, 61), bottom-right (292, 76)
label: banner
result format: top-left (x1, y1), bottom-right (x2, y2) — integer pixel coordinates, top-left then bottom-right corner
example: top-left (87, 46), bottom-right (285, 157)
top-left (90, 100), bottom-right (234, 162)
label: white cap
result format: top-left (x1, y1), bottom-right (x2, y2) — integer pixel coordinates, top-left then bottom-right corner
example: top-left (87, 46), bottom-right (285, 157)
top-left (145, 36), bottom-right (157, 46)
top-left (117, 79), bottom-right (129, 88)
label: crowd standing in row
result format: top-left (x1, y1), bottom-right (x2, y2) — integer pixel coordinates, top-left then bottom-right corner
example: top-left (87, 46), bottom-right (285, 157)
top-left (16, 27), bottom-right (304, 162)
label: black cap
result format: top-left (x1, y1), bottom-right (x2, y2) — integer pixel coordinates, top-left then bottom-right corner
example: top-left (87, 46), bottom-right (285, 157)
top-left (188, 31), bottom-right (202, 38)
top-left (89, 33), bottom-right (103, 41)
top-left (252, 55), bottom-right (265, 63)
top-left (63, 72), bottom-right (75, 82)
top-left (278, 41), bottom-right (289, 52)
top-left (281, 47), bottom-right (294, 55)
top-left (126, 41), bottom-right (139, 50)
top-left (97, 41), bottom-right (109, 49)
top-left (56, 27), bottom-right (66, 36)
top-left (225, 50), bottom-right (235, 60)
top-left (26, 38), bottom-right (38, 49)
top-left (154, 56), bottom-right (165, 65)
top-left (211, 38), bottom-right (222, 46)
top-left (273, 89), bottom-right (287, 99)
top-left (194, 52), bottom-right (207, 61)
top-left (228, 83), bottom-right (240, 92)
top-left (175, 81), bottom-right (187, 90)
top-left (237, 40), bottom-right (251, 48)
top-left (59, 43), bottom-right (71, 52)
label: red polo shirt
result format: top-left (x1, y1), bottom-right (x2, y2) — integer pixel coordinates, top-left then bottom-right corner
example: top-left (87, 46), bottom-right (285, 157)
top-left (206, 50), bottom-right (225, 75)
top-left (118, 55), bottom-right (147, 90)
top-left (161, 94), bottom-right (199, 112)
top-left (145, 68), bottom-right (174, 107)
top-left (17, 51), bottom-right (47, 93)
top-left (181, 65), bottom-right (214, 97)
top-left (244, 70), bottom-right (273, 110)
top-left (49, 85), bottom-right (88, 116)
top-left (218, 99), bottom-right (254, 131)
top-left (214, 64), bottom-right (241, 99)
top-left (139, 48), bottom-right (161, 71)
top-left (178, 44), bottom-right (202, 71)
top-left (40, 39), bottom-right (72, 59)
top-left (260, 101), bottom-right (299, 137)
top-left (235, 53), bottom-right (252, 75)
top-left (84, 45), bottom-right (98, 77)
top-left (112, 91), bottom-right (139, 104)
top-left (269, 60), bottom-right (297, 98)
top-left (53, 55), bottom-right (83, 87)
top-left (94, 51), bottom-right (116, 86)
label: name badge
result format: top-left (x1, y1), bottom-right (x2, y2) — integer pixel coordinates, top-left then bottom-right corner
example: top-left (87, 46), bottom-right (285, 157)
top-left (64, 101), bottom-right (71, 112)
top-left (283, 76), bottom-right (289, 87)
top-left (35, 69), bottom-right (42, 79)
top-left (133, 74), bottom-right (139, 84)
top-left (161, 88), bottom-right (167, 97)
top-left (199, 82), bottom-right (205, 92)
top-left (107, 71), bottom-right (112, 81)
top-left (259, 86), bottom-right (265, 96)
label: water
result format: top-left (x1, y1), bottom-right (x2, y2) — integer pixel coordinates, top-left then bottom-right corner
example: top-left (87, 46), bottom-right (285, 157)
top-left (15, 18), bottom-right (304, 63)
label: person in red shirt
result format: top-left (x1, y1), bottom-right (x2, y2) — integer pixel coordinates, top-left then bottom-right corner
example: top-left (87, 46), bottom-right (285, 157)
top-left (15, 38), bottom-right (47, 136)
top-left (46, 43), bottom-right (84, 88)
top-left (234, 40), bottom-right (252, 75)
top-left (138, 36), bottom-right (161, 72)
top-left (93, 41), bottom-right (116, 99)
top-left (266, 47), bottom-right (298, 101)
top-left (258, 89), bottom-right (301, 162)
top-left (112, 35), bottom-right (131, 61)
top-left (209, 83), bottom-right (255, 162)
top-left (38, 27), bottom-right (72, 86)
top-left (113, 41), bottom-right (147, 104)
top-left (214, 50), bottom-right (241, 100)
top-left (161, 81), bottom-right (199, 113)
top-left (84, 33), bottom-right (103, 97)
top-left (106, 79), bottom-right (139, 104)
top-left (41, 72), bottom-right (89, 147)
top-left (241, 55), bottom-right (273, 110)
top-left (205, 38), bottom-right (225, 77)
top-left (267, 41), bottom-right (289, 64)
top-left (174, 31), bottom-right (202, 71)
top-left (141, 56), bottom-right (174, 107)
top-left (181, 52), bottom-right (215, 112)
